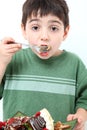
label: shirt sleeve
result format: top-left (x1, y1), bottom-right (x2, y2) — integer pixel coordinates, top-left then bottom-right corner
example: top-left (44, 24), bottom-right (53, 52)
top-left (75, 59), bottom-right (87, 111)
top-left (0, 77), bottom-right (5, 99)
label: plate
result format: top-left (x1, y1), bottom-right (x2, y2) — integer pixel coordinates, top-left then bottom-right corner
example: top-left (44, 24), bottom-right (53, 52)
top-left (13, 111), bottom-right (77, 130)
top-left (13, 111), bottom-right (26, 117)
top-left (63, 119), bottom-right (77, 130)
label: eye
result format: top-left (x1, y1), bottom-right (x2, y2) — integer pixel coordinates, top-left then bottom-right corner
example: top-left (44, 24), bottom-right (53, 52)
top-left (32, 25), bottom-right (39, 31)
top-left (51, 26), bottom-right (59, 32)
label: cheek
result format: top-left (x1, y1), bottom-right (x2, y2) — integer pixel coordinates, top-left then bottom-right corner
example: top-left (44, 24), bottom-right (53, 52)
top-left (27, 35), bottom-right (37, 45)
top-left (51, 36), bottom-right (63, 49)
top-left (24, 31), bottom-right (33, 42)
top-left (53, 35), bottom-right (62, 44)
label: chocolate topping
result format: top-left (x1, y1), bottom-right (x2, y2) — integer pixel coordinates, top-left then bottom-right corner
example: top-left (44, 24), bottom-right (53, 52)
top-left (28, 116), bottom-right (46, 130)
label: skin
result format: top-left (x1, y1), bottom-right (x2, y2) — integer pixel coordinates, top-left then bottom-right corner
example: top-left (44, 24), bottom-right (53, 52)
top-left (0, 14), bottom-right (87, 130)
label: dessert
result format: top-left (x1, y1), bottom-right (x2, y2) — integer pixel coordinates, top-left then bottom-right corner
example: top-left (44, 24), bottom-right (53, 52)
top-left (0, 108), bottom-right (76, 130)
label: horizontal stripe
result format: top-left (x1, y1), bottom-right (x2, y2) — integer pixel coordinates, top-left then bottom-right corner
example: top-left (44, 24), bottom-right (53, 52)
top-left (5, 75), bottom-right (76, 96)
top-left (6, 74), bottom-right (76, 85)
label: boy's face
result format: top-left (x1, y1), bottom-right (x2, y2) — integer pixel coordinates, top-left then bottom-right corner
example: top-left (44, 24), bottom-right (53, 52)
top-left (21, 14), bottom-right (69, 59)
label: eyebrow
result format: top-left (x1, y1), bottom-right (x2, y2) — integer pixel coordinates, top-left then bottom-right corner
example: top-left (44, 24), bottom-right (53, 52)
top-left (49, 20), bottom-right (62, 25)
top-left (29, 19), bottom-right (62, 25)
top-left (29, 19), bottom-right (39, 23)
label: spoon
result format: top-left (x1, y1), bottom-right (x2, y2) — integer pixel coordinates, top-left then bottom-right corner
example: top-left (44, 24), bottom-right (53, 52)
top-left (8, 42), bottom-right (51, 53)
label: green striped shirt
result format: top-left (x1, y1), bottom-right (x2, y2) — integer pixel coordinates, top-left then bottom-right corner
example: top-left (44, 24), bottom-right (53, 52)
top-left (0, 48), bottom-right (87, 122)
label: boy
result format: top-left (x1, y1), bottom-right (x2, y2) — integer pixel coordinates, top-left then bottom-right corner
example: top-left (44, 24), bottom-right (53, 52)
top-left (0, 0), bottom-right (87, 129)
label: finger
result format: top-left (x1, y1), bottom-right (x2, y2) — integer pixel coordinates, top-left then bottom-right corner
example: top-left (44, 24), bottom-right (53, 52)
top-left (1, 37), bottom-right (15, 44)
top-left (67, 114), bottom-right (75, 121)
top-left (6, 47), bottom-right (22, 53)
top-left (5, 43), bottom-right (22, 50)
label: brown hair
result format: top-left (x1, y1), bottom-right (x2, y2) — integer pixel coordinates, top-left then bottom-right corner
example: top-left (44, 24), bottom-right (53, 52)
top-left (22, 0), bottom-right (69, 29)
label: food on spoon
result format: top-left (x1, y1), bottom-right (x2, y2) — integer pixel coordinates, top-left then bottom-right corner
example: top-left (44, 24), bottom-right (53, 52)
top-left (39, 45), bottom-right (51, 53)
top-left (31, 44), bottom-right (51, 53)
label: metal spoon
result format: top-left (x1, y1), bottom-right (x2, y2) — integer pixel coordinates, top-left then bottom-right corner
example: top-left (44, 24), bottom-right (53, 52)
top-left (8, 42), bottom-right (51, 53)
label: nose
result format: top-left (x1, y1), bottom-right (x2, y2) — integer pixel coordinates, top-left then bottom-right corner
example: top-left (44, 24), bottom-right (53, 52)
top-left (40, 29), bottom-right (49, 41)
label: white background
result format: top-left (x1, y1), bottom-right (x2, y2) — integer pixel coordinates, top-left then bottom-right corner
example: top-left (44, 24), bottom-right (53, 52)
top-left (0, 0), bottom-right (87, 125)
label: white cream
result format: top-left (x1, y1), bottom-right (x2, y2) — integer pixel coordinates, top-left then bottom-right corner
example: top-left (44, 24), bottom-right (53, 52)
top-left (40, 108), bottom-right (54, 130)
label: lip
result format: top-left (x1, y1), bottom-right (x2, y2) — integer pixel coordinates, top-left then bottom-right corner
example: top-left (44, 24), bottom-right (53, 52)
top-left (39, 52), bottom-right (49, 56)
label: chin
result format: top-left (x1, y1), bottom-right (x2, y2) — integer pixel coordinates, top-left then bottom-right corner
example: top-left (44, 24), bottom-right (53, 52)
top-left (37, 54), bottom-right (50, 59)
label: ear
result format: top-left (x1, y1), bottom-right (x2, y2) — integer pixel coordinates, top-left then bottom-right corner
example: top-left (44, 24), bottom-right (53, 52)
top-left (21, 23), bottom-right (27, 40)
top-left (63, 25), bottom-right (70, 41)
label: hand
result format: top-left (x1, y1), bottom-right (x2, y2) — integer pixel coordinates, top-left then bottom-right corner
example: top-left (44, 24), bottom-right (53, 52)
top-left (0, 37), bottom-right (22, 65)
top-left (67, 108), bottom-right (87, 130)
